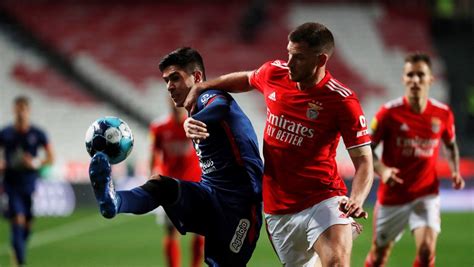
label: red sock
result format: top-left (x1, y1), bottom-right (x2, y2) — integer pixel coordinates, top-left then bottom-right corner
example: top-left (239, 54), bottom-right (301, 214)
top-left (191, 235), bottom-right (204, 267)
top-left (413, 256), bottom-right (435, 267)
top-left (364, 254), bottom-right (374, 267)
top-left (164, 237), bottom-right (180, 267)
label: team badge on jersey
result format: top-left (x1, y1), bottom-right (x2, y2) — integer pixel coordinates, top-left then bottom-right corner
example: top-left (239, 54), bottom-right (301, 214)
top-left (306, 101), bottom-right (323, 120)
top-left (431, 117), bottom-right (441, 133)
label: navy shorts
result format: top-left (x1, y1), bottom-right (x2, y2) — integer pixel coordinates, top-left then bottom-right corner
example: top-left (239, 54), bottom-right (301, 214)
top-left (164, 180), bottom-right (262, 267)
top-left (5, 190), bottom-right (33, 219)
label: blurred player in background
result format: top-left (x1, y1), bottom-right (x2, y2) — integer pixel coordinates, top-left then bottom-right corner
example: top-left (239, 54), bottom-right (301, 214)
top-left (184, 22), bottom-right (373, 267)
top-left (149, 99), bottom-right (204, 267)
top-left (0, 96), bottom-right (54, 266)
top-left (365, 53), bottom-right (465, 267)
top-left (88, 47), bottom-right (263, 267)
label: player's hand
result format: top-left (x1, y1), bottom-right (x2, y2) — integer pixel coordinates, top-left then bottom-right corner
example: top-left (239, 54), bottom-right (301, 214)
top-left (184, 117), bottom-right (209, 142)
top-left (452, 172), bottom-right (465, 190)
top-left (380, 167), bottom-right (403, 187)
top-left (184, 83), bottom-right (206, 113)
top-left (339, 197), bottom-right (368, 219)
top-left (22, 153), bottom-right (41, 170)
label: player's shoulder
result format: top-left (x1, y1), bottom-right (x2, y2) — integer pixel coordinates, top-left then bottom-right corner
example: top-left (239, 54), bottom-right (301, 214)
top-left (0, 125), bottom-right (10, 134)
top-left (428, 98), bottom-right (451, 111)
top-left (150, 115), bottom-right (170, 130)
top-left (323, 77), bottom-right (356, 100)
top-left (382, 97), bottom-right (405, 110)
top-left (30, 124), bottom-right (47, 135)
top-left (256, 60), bottom-right (289, 79)
top-left (198, 89), bottom-right (230, 106)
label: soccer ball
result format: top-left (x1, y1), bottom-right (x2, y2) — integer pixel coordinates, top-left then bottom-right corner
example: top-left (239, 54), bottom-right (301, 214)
top-left (85, 116), bottom-right (134, 164)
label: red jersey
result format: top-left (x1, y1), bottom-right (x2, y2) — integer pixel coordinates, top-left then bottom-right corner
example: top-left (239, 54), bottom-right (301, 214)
top-left (249, 60), bottom-right (371, 214)
top-left (371, 97), bottom-right (455, 205)
top-left (150, 115), bottom-right (201, 182)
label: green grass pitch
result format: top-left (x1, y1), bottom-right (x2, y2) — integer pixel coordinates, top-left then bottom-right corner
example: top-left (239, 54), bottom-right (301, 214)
top-left (1, 208), bottom-right (473, 266)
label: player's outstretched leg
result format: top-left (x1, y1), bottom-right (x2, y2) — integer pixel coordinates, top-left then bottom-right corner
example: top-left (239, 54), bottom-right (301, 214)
top-left (89, 152), bottom-right (118, 218)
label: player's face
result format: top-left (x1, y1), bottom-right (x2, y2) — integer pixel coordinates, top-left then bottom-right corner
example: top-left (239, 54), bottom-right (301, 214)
top-left (286, 41), bottom-right (320, 83)
top-left (14, 101), bottom-right (30, 124)
top-left (162, 65), bottom-right (196, 107)
top-left (402, 61), bottom-right (433, 100)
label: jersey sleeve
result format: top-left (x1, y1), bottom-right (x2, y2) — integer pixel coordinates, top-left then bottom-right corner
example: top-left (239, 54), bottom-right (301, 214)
top-left (193, 90), bottom-right (230, 123)
top-left (370, 106), bottom-right (389, 146)
top-left (442, 108), bottom-right (456, 143)
top-left (249, 61), bottom-right (273, 93)
top-left (337, 97), bottom-right (371, 150)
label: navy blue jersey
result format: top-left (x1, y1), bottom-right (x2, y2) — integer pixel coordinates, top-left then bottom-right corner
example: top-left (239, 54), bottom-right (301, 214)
top-left (192, 89), bottom-right (263, 200)
top-left (0, 125), bottom-right (49, 193)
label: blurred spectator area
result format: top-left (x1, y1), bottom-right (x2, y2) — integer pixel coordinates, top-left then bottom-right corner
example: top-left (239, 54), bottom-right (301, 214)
top-left (0, 0), bottom-right (470, 182)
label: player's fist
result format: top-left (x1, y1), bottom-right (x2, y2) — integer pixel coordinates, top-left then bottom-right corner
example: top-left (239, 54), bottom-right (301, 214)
top-left (339, 197), bottom-right (368, 219)
top-left (452, 172), bottom-right (465, 190)
top-left (184, 83), bottom-right (205, 112)
top-left (380, 167), bottom-right (403, 187)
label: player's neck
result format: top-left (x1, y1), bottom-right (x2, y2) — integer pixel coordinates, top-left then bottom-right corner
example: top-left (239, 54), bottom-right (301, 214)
top-left (14, 120), bottom-right (30, 132)
top-left (297, 67), bottom-right (326, 91)
top-left (407, 96), bottom-right (428, 113)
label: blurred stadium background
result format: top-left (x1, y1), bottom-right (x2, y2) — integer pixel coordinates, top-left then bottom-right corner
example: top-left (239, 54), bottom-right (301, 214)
top-left (0, 0), bottom-right (473, 266)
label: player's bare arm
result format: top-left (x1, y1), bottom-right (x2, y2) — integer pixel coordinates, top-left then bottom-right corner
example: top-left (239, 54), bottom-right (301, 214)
top-left (371, 143), bottom-right (403, 187)
top-left (444, 140), bottom-right (465, 190)
top-left (184, 117), bottom-right (209, 142)
top-left (341, 145), bottom-right (373, 219)
top-left (184, 71), bottom-right (254, 111)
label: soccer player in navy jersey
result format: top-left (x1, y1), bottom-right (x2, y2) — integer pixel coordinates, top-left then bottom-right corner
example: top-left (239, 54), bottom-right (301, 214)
top-left (0, 96), bottom-right (54, 266)
top-left (88, 47), bottom-right (263, 267)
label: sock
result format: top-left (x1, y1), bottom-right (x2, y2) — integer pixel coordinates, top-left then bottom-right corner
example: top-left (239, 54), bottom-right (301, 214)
top-left (413, 256), bottom-right (435, 267)
top-left (364, 254), bottom-right (374, 267)
top-left (23, 227), bottom-right (31, 241)
top-left (116, 187), bottom-right (161, 214)
top-left (164, 236), bottom-right (180, 267)
top-left (191, 235), bottom-right (204, 267)
top-left (11, 224), bottom-right (25, 265)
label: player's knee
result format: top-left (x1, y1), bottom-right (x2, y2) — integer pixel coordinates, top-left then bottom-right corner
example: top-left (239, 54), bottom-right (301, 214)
top-left (12, 214), bottom-right (26, 225)
top-left (140, 175), bottom-right (179, 205)
top-left (320, 246), bottom-right (350, 266)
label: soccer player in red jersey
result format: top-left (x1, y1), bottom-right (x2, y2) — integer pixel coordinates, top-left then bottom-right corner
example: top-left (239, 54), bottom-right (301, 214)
top-left (364, 53), bottom-right (465, 267)
top-left (184, 22), bottom-right (373, 267)
top-left (149, 99), bottom-right (204, 267)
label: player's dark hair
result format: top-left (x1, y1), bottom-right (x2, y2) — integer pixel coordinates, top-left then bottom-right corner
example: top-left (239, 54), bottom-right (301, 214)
top-left (158, 47), bottom-right (206, 80)
top-left (405, 52), bottom-right (432, 70)
top-left (288, 22), bottom-right (335, 55)
top-left (14, 95), bottom-right (30, 106)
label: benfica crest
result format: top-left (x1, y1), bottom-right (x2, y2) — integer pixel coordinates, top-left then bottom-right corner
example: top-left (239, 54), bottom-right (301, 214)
top-left (307, 101), bottom-right (323, 120)
top-left (431, 117), bottom-right (441, 133)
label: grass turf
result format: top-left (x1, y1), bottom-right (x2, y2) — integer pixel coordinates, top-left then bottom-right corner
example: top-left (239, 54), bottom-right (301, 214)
top-left (0, 208), bottom-right (473, 266)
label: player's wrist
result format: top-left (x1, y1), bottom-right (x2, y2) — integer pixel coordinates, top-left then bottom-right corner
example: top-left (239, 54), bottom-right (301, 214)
top-left (31, 158), bottom-right (42, 170)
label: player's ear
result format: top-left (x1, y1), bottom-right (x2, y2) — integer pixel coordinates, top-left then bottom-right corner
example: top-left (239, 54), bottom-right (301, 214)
top-left (317, 54), bottom-right (329, 67)
top-left (193, 71), bottom-right (203, 83)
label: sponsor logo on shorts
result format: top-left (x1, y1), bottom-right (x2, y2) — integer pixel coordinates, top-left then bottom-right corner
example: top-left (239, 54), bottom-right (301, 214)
top-left (229, 219), bottom-right (250, 253)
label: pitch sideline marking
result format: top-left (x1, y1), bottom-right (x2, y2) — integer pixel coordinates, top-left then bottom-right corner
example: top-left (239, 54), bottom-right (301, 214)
top-left (0, 213), bottom-right (138, 256)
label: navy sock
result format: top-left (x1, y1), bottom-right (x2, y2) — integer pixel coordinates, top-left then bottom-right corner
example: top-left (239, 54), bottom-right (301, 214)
top-left (116, 187), bottom-right (161, 214)
top-left (11, 224), bottom-right (25, 264)
top-left (23, 225), bottom-right (31, 241)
